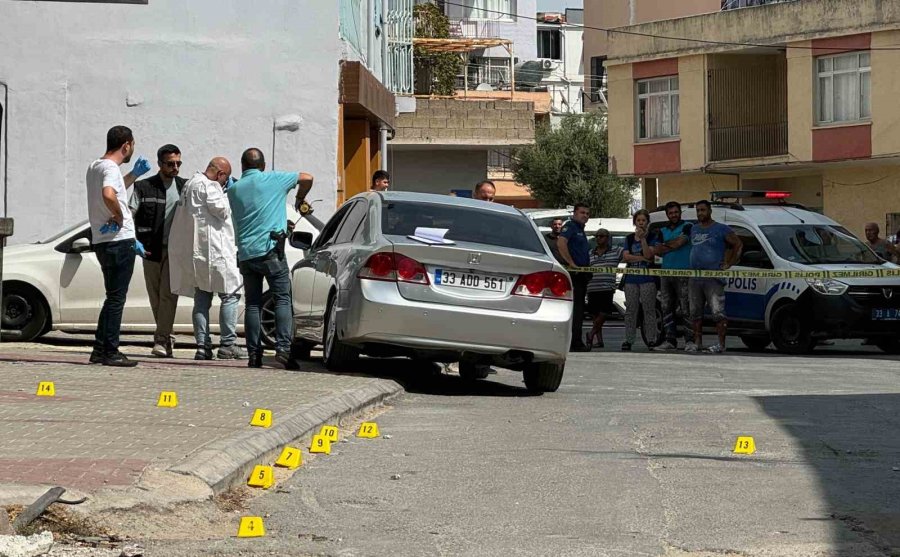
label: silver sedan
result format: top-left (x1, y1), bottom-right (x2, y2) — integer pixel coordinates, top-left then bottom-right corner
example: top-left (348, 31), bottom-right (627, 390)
top-left (288, 192), bottom-right (573, 393)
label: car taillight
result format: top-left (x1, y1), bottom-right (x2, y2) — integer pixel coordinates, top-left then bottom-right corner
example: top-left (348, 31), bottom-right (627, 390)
top-left (358, 253), bottom-right (429, 285)
top-left (512, 271), bottom-right (572, 300)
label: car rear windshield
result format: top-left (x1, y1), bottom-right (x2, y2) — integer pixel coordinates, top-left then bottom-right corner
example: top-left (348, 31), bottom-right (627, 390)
top-left (382, 201), bottom-right (545, 253)
top-left (761, 224), bottom-right (881, 265)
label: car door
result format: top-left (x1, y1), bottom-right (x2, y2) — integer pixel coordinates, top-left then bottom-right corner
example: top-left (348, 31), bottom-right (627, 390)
top-left (725, 225), bottom-right (774, 329)
top-left (301, 202), bottom-right (355, 335)
top-left (56, 227), bottom-right (104, 325)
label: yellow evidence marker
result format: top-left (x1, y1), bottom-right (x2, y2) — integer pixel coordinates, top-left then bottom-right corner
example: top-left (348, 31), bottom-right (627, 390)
top-left (733, 436), bottom-right (756, 455)
top-left (247, 465), bottom-right (274, 489)
top-left (309, 434), bottom-right (331, 455)
top-left (237, 516), bottom-right (265, 538)
top-left (250, 408), bottom-right (272, 428)
top-left (320, 425), bottom-right (339, 443)
top-left (157, 391), bottom-right (178, 407)
top-left (275, 446), bottom-right (302, 469)
top-left (357, 422), bottom-right (380, 438)
top-left (36, 382), bottom-right (55, 397)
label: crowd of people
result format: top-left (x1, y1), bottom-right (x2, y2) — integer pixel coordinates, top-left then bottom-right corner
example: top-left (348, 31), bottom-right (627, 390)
top-left (86, 125), bottom-right (312, 368)
top-left (550, 200), bottom-right (744, 355)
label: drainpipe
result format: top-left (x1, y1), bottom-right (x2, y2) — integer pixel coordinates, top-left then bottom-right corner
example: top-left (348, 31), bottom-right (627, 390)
top-left (382, 0), bottom-right (389, 84)
top-left (367, 0), bottom-right (376, 70)
top-left (628, 0), bottom-right (636, 25)
top-left (380, 125), bottom-right (389, 171)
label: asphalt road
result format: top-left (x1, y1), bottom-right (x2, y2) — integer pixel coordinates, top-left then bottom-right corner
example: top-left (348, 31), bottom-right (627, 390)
top-left (143, 330), bottom-right (900, 557)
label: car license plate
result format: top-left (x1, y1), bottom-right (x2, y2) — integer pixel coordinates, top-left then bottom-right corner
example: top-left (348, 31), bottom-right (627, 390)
top-left (872, 308), bottom-right (900, 321)
top-left (434, 268), bottom-right (510, 292)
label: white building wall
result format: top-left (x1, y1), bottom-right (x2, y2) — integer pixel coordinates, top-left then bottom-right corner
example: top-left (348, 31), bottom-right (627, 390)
top-left (0, 0), bottom-right (341, 244)
top-left (540, 24), bottom-right (585, 116)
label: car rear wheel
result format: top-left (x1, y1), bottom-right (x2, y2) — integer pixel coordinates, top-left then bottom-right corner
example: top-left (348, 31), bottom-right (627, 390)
top-left (459, 361), bottom-right (490, 382)
top-left (638, 302), bottom-right (664, 348)
top-left (260, 292), bottom-right (276, 349)
top-left (322, 294), bottom-right (359, 371)
top-left (741, 335), bottom-right (771, 352)
top-left (2, 284), bottom-right (49, 342)
top-left (770, 304), bottom-right (815, 354)
top-left (523, 361), bottom-right (565, 393)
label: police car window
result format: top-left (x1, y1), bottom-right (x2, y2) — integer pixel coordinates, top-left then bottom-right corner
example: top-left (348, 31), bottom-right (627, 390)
top-left (382, 201), bottom-right (545, 253)
top-left (761, 225), bottom-right (880, 265)
top-left (731, 226), bottom-right (772, 268)
top-left (334, 201), bottom-right (367, 245)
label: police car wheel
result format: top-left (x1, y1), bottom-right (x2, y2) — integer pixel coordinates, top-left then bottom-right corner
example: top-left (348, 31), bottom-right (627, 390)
top-left (770, 304), bottom-right (815, 354)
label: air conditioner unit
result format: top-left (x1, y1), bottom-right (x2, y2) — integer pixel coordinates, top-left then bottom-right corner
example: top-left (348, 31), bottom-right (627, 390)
top-left (541, 59), bottom-right (555, 70)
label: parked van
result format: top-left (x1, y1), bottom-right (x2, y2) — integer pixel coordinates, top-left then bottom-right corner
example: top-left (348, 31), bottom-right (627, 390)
top-left (649, 191), bottom-right (900, 354)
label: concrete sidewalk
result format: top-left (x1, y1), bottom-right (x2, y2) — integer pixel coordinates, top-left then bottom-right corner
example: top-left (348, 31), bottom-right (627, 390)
top-left (0, 339), bottom-right (401, 513)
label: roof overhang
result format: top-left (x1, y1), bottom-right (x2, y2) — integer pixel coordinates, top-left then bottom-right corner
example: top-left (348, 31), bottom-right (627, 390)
top-left (340, 61), bottom-right (396, 129)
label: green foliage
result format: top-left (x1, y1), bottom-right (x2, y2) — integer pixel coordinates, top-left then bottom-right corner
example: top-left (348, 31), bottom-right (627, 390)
top-left (414, 3), bottom-right (462, 96)
top-left (512, 112), bottom-right (638, 218)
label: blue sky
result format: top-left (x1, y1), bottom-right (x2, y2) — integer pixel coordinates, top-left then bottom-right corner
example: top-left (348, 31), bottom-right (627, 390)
top-left (537, 0), bottom-right (583, 12)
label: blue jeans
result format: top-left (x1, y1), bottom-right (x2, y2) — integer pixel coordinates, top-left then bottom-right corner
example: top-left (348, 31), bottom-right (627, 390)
top-left (239, 250), bottom-right (292, 355)
top-left (93, 239), bottom-right (136, 355)
top-left (193, 289), bottom-right (241, 349)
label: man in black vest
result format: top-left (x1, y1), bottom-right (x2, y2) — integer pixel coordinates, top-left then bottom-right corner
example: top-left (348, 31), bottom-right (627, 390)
top-left (130, 144), bottom-right (186, 357)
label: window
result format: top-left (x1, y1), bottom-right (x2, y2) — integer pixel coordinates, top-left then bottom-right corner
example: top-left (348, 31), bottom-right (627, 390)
top-left (537, 29), bottom-right (561, 60)
top-left (816, 51), bottom-right (871, 125)
top-left (732, 226), bottom-right (773, 269)
top-left (636, 76), bottom-right (679, 140)
top-left (761, 224), bottom-right (880, 265)
top-left (590, 56), bottom-right (607, 103)
top-left (313, 203), bottom-right (354, 249)
top-left (334, 201), bottom-right (368, 244)
top-left (458, 0), bottom-right (513, 21)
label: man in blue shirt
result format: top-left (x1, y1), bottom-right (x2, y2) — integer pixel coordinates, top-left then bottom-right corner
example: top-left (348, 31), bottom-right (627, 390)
top-left (688, 200), bottom-right (742, 354)
top-left (228, 148), bottom-right (313, 368)
top-left (557, 203), bottom-right (592, 352)
top-left (652, 201), bottom-right (693, 351)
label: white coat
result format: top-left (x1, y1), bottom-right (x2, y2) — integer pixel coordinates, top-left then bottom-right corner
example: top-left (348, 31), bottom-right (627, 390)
top-left (169, 172), bottom-right (242, 297)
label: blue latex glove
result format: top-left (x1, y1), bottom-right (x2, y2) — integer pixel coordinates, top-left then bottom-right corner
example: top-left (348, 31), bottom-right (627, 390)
top-left (134, 240), bottom-right (148, 258)
top-left (225, 176), bottom-right (234, 192)
top-left (99, 221), bottom-right (120, 234)
top-left (131, 156), bottom-right (151, 178)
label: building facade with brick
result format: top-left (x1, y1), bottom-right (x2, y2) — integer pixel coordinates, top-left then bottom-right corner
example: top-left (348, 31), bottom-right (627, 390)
top-left (604, 0), bottom-right (900, 237)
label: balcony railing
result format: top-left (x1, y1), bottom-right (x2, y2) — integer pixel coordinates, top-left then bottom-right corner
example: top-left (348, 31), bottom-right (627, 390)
top-left (709, 123), bottom-right (787, 161)
top-left (448, 19), bottom-right (499, 39)
top-left (721, 0), bottom-right (796, 10)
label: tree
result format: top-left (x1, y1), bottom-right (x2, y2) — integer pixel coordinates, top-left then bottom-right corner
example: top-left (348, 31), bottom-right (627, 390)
top-left (413, 3), bottom-right (461, 97)
top-left (512, 112), bottom-right (638, 217)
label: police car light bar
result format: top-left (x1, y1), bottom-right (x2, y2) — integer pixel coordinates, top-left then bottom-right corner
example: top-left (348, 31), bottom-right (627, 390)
top-left (711, 190), bottom-right (792, 202)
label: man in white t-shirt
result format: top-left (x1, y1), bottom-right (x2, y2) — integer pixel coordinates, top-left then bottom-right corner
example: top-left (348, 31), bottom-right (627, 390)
top-left (86, 125), bottom-right (152, 367)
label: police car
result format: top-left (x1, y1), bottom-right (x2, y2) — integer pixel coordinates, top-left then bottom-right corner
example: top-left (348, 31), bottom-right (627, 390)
top-left (649, 191), bottom-right (900, 354)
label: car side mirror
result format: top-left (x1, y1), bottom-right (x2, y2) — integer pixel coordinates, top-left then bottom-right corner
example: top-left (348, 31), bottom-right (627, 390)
top-left (290, 231), bottom-right (314, 250)
top-left (741, 250), bottom-right (772, 269)
top-left (70, 237), bottom-right (92, 254)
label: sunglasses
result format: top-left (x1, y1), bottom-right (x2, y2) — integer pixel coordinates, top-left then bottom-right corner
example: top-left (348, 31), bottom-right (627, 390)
top-left (161, 160), bottom-right (183, 168)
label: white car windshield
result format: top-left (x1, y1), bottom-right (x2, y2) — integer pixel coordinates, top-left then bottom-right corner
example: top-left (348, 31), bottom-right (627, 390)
top-left (382, 201), bottom-right (546, 254)
top-left (761, 225), bottom-right (881, 265)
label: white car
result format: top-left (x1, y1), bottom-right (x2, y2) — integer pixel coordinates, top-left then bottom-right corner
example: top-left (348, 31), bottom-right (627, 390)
top-left (2, 211), bottom-right (317, 345)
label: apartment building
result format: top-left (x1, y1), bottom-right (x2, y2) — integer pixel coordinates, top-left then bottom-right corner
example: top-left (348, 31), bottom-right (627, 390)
top-left (604, 0), bottom-right (900, 236)
top-left (0, 0), bottom-right (412, 242)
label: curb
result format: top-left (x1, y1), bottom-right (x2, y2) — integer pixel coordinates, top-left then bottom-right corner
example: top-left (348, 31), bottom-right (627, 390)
top-left (167, 379), bottom-right (403, 493)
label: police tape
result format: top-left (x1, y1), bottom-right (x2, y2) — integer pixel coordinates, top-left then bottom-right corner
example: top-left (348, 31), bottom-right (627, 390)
top-left (568, 266), bottom-right (900, 280)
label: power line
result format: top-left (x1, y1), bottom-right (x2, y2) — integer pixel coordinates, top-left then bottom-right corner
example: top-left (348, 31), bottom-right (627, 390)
top-left (439, 0), bottom-right (900, 53)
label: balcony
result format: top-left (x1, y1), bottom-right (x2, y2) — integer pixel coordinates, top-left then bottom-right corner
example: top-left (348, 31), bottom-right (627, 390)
top-left (721, 0), bottom-right (797, 9)
top-left (448, 18), bottom-right (500, 39)
top-left (707, 53), bottom-right (788, 162)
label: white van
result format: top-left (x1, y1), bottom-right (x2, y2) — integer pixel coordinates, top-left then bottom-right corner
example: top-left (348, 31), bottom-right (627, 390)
top-left (649, 191), bottom-right (900, 354)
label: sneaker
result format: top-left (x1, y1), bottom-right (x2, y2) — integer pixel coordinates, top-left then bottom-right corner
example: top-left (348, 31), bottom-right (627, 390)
top-left (217, 345), bottom-right (247, 360)
top-left (103, 352), bottom-right (138, 367)
top-left (621, 342), bottom-right (632, 352)
top-left (248, 353), bottom-right (263, 369)
top-left (89, 349), bottom-right (105, 364)
top-left (652, 341), bottom-right (677, 352)
top-left (151, 343), bottom-right (172, 358)
top-left (684, 342), bottom-right (700, 352)
top-left (706, 343), bottom-right (726, 354)
top-left (194, 348), bottom-right (213, 361)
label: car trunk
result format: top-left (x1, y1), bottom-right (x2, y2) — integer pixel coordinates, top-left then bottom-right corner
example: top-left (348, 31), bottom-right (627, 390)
top-left (386, 235), bottom-right (555, 313)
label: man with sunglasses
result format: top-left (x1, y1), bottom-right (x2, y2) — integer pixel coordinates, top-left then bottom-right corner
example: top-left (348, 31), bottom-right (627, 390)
top-left (130, 144), bottom-right (187, 357)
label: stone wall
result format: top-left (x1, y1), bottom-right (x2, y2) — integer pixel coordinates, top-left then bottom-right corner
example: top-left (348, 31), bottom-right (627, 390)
top-left (393, 99), bottom-right (535, 145)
